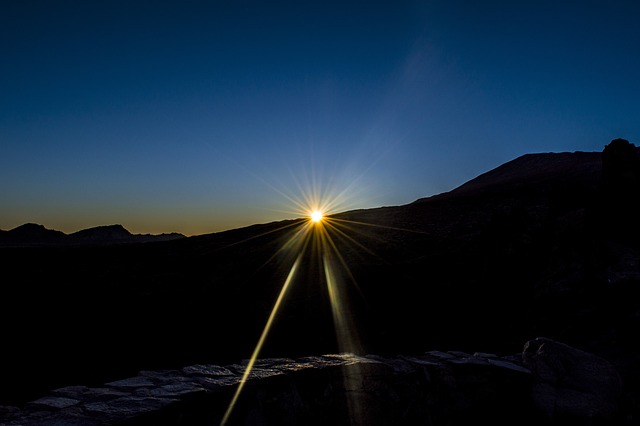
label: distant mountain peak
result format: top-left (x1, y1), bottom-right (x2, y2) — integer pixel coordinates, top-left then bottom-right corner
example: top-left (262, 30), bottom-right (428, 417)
top-left (0, 223), bottom-right (185, 247)
top-left (12, 222), bottom-right (49, 232)
top-left (70, 224), bottom-right (132, 241)
top-left (3, 222), bottom-right (66, 244)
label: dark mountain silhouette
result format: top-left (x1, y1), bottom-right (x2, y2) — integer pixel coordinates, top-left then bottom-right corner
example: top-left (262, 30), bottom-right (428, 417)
top-left (0, 223), bottom-right (185, 246)
top-left (0, 223), bottom-right (67, 245)
top-left (429, 150), bottom-right (603, 198)
top-left (1, 139), bottom-right (638, 423)
top-left (69, 223), bottom-right (134, 241)
top-left (69, 224), bottom-right (185, 244)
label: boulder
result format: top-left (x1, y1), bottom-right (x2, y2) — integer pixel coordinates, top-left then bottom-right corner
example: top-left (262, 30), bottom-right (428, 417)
top-left (523, 337), bottom-right (623, 423)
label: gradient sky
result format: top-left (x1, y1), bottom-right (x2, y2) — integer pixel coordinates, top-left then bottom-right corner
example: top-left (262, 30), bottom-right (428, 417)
top-left (2, 1), bottom-right (640, 236)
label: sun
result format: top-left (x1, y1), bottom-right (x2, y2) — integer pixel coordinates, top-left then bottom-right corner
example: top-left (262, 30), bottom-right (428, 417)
top-left (310, 210), bottom-right (324, 223)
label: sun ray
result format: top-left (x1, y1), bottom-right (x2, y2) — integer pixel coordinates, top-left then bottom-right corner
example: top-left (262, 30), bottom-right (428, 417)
top-left (322, 253), bottom-right (361, 354)
top-left (198, 219), bottom-right (305, 254)
top-left (322, 219), bottom-right (384, 260)
top-left (318, 220), bottom-right (367, 424)
top-left (221, 171), bottom-right (430, 424)
top-left (330, 216), bottom-right (438, 236)
top-left (316, 221), bottom-right (369, 307)
top-left (220, 254), bottom-right (303, 426)
top-left (219, 208), bottom-right (445, 422)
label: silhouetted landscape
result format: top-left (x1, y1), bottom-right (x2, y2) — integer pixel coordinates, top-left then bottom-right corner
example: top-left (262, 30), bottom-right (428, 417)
top-left (0, 223), bottom-right (185, 246)
top-left (1, 139), bottom-right (639, 424)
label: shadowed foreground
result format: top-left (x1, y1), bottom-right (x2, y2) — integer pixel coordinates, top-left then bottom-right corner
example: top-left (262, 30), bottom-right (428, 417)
top-left (0, 338), bottom-right (629, 425)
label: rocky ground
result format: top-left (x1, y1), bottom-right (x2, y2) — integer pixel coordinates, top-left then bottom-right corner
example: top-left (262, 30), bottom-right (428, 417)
top-left (0, 337), bottom-right (633, 425)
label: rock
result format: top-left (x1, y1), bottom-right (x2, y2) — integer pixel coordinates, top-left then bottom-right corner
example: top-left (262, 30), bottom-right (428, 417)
top-left (602, 138), bottom-right (640, 193)
top-left (0, 353), bottom-right (517, 424)
top-left (523, 337), bottom-right (623, 422)
top-left (3, 345), bottom-right (628, 425)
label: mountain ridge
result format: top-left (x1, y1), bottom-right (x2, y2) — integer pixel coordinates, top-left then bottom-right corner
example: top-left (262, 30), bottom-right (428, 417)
top-left (0, 149), bottom-right (618, 246)
top-left (0, 222), bottom-right (185, 246)
top-left (413, 150), bottom-right (605, 203)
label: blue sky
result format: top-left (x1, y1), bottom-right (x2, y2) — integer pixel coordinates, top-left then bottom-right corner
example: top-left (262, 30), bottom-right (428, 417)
top-left (2, 1), bottom-right (639, 236)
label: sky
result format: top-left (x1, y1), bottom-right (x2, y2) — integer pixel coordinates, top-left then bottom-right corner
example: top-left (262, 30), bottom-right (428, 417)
top-left (2, 1), bottom-right (640, 236)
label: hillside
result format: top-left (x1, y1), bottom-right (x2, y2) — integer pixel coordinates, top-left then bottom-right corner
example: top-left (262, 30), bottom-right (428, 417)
top-left (1, 140), bottom-right (639, 423)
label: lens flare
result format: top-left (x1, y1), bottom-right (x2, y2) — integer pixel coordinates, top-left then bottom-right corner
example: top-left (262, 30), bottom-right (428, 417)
top-left (221, 185), bottom-right (433, 424)
top-left (216, 139), bottom-right (434, 423)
